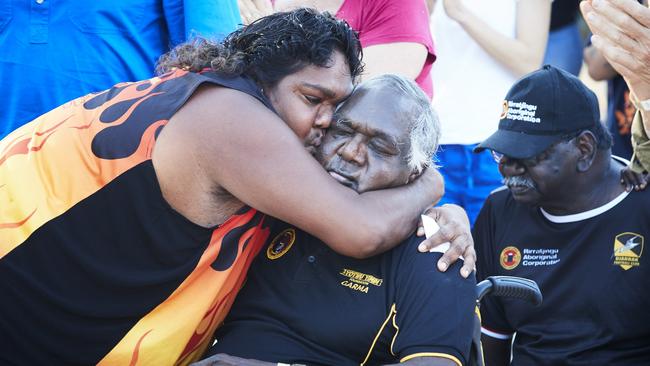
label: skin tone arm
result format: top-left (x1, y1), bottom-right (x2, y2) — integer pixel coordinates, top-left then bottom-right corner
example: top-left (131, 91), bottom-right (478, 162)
top-left (481, 335), bottom-right (511, 366)
top-left (440, 0), bottom-right (551, 77)
top-left (154, 86), bottom-right (442, 259)
top-left (272, 0), bottom-right (430, 81)
top-left (360, 43), bottom-right (429, 81)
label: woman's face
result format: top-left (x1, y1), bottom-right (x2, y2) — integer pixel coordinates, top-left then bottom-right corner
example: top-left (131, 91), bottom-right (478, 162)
top-left (265, 51), bottom-right (354, 155)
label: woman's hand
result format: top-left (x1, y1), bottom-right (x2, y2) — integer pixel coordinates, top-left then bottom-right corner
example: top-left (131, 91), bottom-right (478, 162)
top-left (416, 204), bottom-right (476, 278)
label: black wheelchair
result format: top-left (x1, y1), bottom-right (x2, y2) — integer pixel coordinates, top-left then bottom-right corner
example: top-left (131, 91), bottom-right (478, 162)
top-left (468, 276), bottom-right (542, 366)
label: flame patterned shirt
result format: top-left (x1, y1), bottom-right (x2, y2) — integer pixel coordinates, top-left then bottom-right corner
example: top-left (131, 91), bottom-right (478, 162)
top-left (0, 70), bottom-right (272, 365)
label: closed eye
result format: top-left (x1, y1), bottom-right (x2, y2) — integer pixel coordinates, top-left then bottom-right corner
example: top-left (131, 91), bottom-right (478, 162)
top-left (370, 141), bottom-right (396, 156)
top-left (304, 95), bottom-right (322, 105)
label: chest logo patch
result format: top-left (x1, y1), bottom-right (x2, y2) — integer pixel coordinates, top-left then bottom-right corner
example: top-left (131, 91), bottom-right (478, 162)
top-left (266, 228), bottom-right (295, 260)
top-left (612, 232), bottom-right (644, 270)
top-left (339, 268), bottom-right (383, 294)
top-left (500, 246), bottom-right (521, 270)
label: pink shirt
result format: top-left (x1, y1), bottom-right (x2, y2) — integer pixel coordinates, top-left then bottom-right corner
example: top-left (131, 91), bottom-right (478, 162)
top-left (336, 0), bottom-right (436, 98)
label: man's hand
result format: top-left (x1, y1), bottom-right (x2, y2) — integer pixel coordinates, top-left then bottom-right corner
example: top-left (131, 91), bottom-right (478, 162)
top-left (238, 0), bottom-right (274, 25)
top-left (416, 204), bottom-right (476, 278)
top-left (581, 0), bottom-right (650, 99)
top-left (192, 353), bottom-right (277, 366)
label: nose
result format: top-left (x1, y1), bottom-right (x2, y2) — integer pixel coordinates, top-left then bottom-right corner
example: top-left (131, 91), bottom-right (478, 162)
top-left (314, 106), bottom-right (334, 129)
top-left (498, 156), bottom-right (526, 177)
top-left (338, 135), bottom-right (366, 165)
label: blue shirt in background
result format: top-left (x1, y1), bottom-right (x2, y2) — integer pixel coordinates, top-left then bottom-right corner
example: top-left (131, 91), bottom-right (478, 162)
top-left (0, 0), bottom-right (241, 138)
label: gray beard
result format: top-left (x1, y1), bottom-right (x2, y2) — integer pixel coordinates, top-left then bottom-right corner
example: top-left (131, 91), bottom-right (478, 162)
top-left (503, 175), bottom-right (536, 190)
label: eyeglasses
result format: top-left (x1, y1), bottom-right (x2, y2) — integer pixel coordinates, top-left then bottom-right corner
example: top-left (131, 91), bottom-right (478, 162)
top-left (490, 150), bottom-right (542, 167)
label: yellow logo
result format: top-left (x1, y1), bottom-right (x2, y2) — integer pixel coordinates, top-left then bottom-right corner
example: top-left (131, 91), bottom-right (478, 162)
top-left (266, 228), bottom-right (295, 260)
top-left (500, 100), bottom-right (509, 119)
top-left (500, 246), bottom-right (521, 270)
top-left (612, 232), bottom-right (644, 270)
top-left (339, 268), bottom-right (383, 294)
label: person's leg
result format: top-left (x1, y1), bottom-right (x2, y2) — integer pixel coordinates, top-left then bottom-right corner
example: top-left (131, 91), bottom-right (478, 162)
top-left (436, 144), bottom-right (471, 208)
top-left (465, 146), bottom-right (503, 225)
top-left (543, 22), bottom-right (584, 76)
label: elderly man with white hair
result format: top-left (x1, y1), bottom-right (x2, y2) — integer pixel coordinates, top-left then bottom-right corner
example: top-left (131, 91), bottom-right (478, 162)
top-left (196, 74), bottom-right (478, 366)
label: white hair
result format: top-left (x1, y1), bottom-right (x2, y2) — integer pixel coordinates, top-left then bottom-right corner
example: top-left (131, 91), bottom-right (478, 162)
top-left (363, 74), bottom-right (441, 174)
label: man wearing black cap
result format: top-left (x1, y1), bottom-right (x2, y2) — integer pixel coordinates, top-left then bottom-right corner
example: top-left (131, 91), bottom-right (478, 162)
top-left (472, 65), bottom-right (650, 365)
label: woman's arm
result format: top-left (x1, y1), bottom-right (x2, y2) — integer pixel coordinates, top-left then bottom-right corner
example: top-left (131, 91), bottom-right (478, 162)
top-left (441, 0), bottom-right (551, 77)
top-left (157, 86), bottom-right (442, 259)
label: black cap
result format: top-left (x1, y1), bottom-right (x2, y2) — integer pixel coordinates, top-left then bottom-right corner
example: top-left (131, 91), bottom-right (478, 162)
top-left (474, 65), bottom-right (600, 159)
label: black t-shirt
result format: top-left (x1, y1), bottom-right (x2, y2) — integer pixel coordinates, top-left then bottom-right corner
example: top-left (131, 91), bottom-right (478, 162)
top-left (210, 221), bottom-right (477, 366)
top-left (474, 180), bottom-right (650, 365)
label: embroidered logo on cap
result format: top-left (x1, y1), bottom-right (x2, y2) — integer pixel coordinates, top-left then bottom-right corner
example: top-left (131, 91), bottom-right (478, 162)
top-left (504, 100), bottom-right (541, 124)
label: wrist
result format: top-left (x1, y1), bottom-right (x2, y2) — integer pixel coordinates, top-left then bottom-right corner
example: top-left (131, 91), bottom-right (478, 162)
top-left (630, 91), bottom-right (650, 112)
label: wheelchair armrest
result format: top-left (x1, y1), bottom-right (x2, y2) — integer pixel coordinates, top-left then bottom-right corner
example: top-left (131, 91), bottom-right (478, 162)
top-left (476, 276), bottom-right (542, 306)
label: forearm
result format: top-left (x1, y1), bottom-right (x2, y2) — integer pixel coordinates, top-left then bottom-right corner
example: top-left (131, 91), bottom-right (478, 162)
top-left (345, 169), bottom-right (444, 258)
top-left (361, 43), bottom-right (429, 81)
top-left (449, 0), bottom-right (549, 77)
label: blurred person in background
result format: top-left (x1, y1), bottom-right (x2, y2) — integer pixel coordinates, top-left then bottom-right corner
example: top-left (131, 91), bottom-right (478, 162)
top-left (584, 44), bottom-right (636, 160)
top-left (0, 0), bottom-right (242, 139)
top-left (543, 0), bottom-right (583, 75)
top-left (239, 0), bottom-right (436, 98)
top-left (582, 0), bottom-right (650, 189)
top-left (429, 0), bottom-right (551, 224)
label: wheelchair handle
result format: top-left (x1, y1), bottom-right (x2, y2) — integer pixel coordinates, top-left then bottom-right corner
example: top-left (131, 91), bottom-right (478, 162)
top-left (476, 276), bottom-right (542, 306)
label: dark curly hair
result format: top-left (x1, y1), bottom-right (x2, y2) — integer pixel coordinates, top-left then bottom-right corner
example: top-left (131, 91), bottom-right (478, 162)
top-left (156, 8), bottom-right (363, 88)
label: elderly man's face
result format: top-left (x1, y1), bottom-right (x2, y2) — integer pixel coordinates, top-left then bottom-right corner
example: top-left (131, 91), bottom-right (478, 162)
top-left (497, 137), bottom-right (578, 207)
top-left (315, 86), bottom-right (414, 193)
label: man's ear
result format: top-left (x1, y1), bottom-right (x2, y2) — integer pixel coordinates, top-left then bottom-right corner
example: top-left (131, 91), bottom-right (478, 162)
top-left (576, 131), bottom-right (597, 172)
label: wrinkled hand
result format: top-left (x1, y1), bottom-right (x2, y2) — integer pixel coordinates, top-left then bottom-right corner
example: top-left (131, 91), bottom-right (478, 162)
top-left (416, 204), bottom-right (476, 278)
top-left (581, 0), bottom-right (650, 99)
top-left (191, 353), bottom-right (276, 366)
top-left (239, 0), bottom-right (274, 25)
top-left (621, 165), bottom-right (649, 191)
